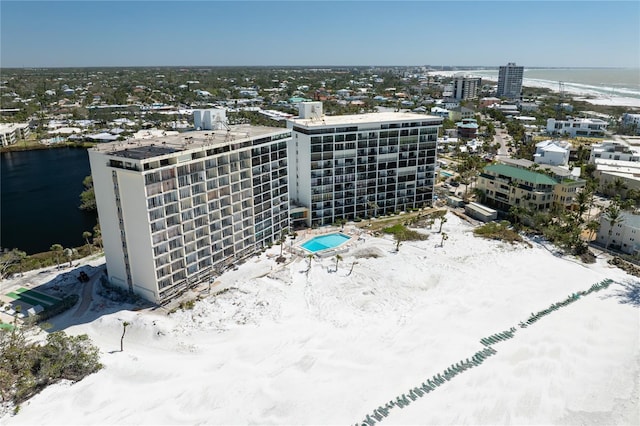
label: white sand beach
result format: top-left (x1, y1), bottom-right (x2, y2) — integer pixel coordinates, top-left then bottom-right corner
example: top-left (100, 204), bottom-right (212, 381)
top-left (2, 214), bottom-right (639, 425)
top-left (428, 70), bottom-right (640, 108)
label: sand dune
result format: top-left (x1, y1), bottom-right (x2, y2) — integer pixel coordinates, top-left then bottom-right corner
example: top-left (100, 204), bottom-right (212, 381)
top-left (3, 214), bottom-right (639, 425)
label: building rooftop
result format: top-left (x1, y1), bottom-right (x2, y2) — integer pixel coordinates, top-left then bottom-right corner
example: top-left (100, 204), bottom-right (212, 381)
top-left (91, 125), bottom-right (289, 159)
top-left (484, 163), bottom-right (558, 186)
top-left (288, 111), bottom-right (442, 127)
top-left (499, 157), bottom-right (575, 178)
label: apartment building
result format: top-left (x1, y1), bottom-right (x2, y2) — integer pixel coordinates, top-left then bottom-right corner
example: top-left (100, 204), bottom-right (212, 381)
top-left (478, 164), bottom-right (557, 212)
top-left (452, 75), bottom-right (481, 100)
top-left (89, 126), bottom-right (291, 304)
top-left (497, 62), bottom-right (524, 100)
top-left (546, 118), bottom-right (608, 138)
top-left (287, 102), bottom-right (442, 227)
top-left (493, 158), bottom-right (585, 210)
top-left (596, 211), bottom-right (640, 254)
top-left (0, 122), bottom-right (30, 146)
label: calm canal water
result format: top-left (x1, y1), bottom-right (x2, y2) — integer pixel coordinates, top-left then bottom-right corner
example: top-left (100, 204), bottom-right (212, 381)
top-left (1, 148), bottom-right (98, 254)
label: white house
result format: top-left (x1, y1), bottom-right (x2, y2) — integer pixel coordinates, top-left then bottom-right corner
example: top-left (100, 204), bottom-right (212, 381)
top-left (0, 122), bottom-right (30, 146)
top-left (547, 118), bottom-right (608, 138)
top-left (622, 113), bottom-right (640, 135)
top-left (596, 211), bottom-right (640, 254)
top-left (589, 140), bottom-right (640, 163)
top-left (533, 140), bottom-right (571, 166)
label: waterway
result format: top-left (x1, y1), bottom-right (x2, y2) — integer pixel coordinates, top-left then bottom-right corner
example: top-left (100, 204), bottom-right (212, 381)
top-left (1, 148), bottom-right (98, 254)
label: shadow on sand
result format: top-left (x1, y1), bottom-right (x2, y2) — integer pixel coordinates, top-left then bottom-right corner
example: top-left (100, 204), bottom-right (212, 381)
top-left (5, 263), bottom-right (154, 333)
top-left (606, 279), bottom-right (640, 308)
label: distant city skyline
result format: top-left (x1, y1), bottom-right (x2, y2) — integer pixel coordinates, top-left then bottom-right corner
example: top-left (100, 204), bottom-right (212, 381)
top-left (1, 1), bottom-right (639, 68)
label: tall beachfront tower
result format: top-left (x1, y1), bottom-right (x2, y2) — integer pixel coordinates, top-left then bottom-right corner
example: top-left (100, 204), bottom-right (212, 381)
top-left (89, 126), bottom-right (291, 303)
top-left (452, 75), bottom-right (482, 100)
top-left (497, 62), bottom-right (524, 100)
top-left (287, 102), bottom-right (442, 227)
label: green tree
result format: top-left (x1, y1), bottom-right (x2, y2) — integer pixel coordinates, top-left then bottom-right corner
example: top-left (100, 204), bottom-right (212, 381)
top-left (438, 215), bottom-right (448, 233)
top-left (0, 249), bottom-right (27, 278)
top-left (603, 200), bottom-right (624, 250)
top-left (50, 244), bottom-right (63, 269)
top-left (83, 231), bottom-right (93, 254)
top-left (441, 232), bottom-right (449, 247)
top-left (63, 248), bottom-right (74, 268)
top-left (334, 254), bottom-right (342, 272)
top-left (79, 176), bottom-right (96, 211)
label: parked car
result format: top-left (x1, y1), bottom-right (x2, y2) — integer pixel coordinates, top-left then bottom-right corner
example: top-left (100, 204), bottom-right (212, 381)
top-left (78, 271), bottom-right (90, 282)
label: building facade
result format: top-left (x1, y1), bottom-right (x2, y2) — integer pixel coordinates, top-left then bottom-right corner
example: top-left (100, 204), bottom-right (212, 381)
top-left (533, 140), bottom-right (571, 166)
top-left (546, 118), bottom-right (608, 138)
top-left (497, 62), bottom-right (524, 100)
top-left (596, 211), bottom-right (640, 254)
top-left (621, 113), bottom-right (640, 135)
top-left (452, 76), bottom-right (481, 100)
top-left (478, 164), bottom-right (557, 212)
top-left (287, 102), bottom-right (442, 227)
top-left (0, 123), bottom-right (30, 146)
top-left (89, 126), bottom-right (291, 304)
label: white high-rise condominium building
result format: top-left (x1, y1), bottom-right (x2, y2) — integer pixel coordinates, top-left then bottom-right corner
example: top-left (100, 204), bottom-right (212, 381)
top-left (89, 126), bottom-right (291, 303)
top-left (287, 102), bottom-right (442, 227)
top-left (497, 62), bottom-right (524, 100)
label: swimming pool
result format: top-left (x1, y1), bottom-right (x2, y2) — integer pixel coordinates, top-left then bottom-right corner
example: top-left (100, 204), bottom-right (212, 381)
top-left (301, 233), bottom-right (350, 253)
top-left (440, 170), bottom-right (454, 177)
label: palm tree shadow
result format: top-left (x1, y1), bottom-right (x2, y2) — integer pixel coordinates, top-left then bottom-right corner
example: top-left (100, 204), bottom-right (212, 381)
top-left (605, 279), bottom-right (640, 307)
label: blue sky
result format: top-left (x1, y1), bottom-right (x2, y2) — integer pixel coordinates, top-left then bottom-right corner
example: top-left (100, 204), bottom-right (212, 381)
top-left (1, 1), bottom-right (638, 68)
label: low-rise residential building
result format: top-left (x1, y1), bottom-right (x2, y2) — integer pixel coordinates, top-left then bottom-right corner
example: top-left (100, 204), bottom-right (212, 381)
top-left (477, 161), bottom-right (584, 212)
top-left (534, 140), bottom-right (572, 167)
top-left (621, 113), bottom-right (640, 135)
top-left (498, 158), bottom-right (585, 209)
top-left (589, 140), bottom-right (640, 163)
top-left (456, 118), bottom-right (478, 139)
top-left (448, 106), bottom-right (475, 122)
top-left (430, 106), bottom-right (449, 118)
top-left (547, 118), bottom-right (608, 138)
top-left (478, 163), bottom-right (557, 212)
top-left (596, 211), bottom-right (640, 254)
top-left (0, 122), bottom-right (30, 146)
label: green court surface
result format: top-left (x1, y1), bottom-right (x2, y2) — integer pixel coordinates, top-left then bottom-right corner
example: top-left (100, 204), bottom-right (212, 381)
top-left (6, 288), bottom-right (61, 308)
top-left (0, 323), bottom-right (15, 331)
top-left (15, 287), bottom-right (61, 305)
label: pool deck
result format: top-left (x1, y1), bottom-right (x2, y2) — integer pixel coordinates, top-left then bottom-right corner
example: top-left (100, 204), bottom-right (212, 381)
top-left (293, 226), bottom-right (366, 258)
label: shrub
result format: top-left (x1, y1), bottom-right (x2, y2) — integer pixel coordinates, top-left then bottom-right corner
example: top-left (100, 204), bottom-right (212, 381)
top-left (0, 328), bottom-right (102, 405)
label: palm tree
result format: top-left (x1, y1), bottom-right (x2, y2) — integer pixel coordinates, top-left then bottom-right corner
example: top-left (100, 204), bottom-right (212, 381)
top-left (93, 224), bottom-right (103, 250)
top-left (334, 254), bottom-right (342, 272)
top-left (83, 231), bottom-right (93, 254)
top-left (586, 220), bottom-right (600, 241)
top-left (120, 321), bottom-right (130, 352)
top-left (604, 200), bottom-right (624, 251)
top-left (63, 248), bottom-right (73, 268)
top-left (50, 244), bottom-right (63, 269)
top-left (441, 232), bottom-right (449, 247)
top-left (438, 215), bottom-right (448, 233)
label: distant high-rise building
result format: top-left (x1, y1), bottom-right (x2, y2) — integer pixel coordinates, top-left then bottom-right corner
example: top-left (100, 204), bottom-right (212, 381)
top-left (452, 75), bottom-right (481, 100)
top-left (497, 62), bottom-right (524, 100)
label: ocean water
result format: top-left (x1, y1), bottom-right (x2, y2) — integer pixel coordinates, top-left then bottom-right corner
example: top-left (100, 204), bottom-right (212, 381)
top-left (468, 68), bottom-right (640, 100)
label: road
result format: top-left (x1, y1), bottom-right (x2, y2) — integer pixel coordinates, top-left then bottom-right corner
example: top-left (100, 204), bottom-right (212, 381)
top-left (494, 127), bottom-right (511, 158)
